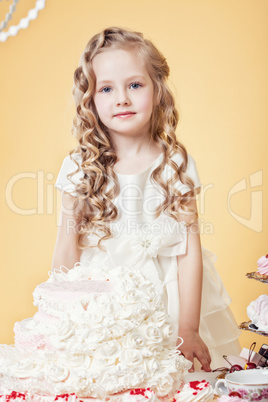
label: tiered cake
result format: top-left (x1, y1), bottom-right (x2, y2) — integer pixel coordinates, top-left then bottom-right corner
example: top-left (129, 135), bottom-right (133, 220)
top-left (0, 261), bottom-right (203, 401)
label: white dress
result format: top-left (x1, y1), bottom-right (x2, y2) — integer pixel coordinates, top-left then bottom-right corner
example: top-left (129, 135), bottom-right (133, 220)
top-left (55, 151), bottom-right (241, 370)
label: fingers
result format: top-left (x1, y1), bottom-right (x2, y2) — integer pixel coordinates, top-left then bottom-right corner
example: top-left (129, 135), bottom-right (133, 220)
top-left (196, 348), bottom-right (212, 372)
top-left (201, 362), bottom-right (211, 372)
top-left (187, 357), bottom-right (195, 373)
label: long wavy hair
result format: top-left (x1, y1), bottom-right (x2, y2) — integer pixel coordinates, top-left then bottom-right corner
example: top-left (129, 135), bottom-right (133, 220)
top-left (68, 26), bottom-right (200, 251)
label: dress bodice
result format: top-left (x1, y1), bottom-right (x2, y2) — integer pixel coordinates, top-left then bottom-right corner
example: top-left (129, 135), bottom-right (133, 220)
top-left (55, 150), bottom-right (202, 262)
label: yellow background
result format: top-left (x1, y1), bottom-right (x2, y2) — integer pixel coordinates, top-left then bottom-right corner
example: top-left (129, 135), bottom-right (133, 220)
top-left (1, 0), bottom-right (267, 358)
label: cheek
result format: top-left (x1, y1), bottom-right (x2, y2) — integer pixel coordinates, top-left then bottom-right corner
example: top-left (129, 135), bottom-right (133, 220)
top-left (138, 91), bottom-right (154, 114)
top-left (94, 96), bottom-right (109, 119)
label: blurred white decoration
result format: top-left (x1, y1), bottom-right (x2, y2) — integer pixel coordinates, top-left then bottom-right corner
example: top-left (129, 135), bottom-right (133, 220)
top-left (0, 0), bottom-right (46, 42)
top-left (0, 0), bottom-right (19, 31)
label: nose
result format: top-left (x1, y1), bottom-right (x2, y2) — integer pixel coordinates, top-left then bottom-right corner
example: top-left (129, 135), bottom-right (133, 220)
top-left (116, 90), bottom-right (130, 106)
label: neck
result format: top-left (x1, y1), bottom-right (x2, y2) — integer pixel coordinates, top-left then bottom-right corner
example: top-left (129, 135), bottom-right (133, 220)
top-left (111, 133), bottom-right (158, 160)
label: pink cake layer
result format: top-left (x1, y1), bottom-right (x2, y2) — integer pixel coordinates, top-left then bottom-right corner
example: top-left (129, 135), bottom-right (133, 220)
top-left (14, 318), bottom-right (54, 351)
top-left (34, 280), bottom-right (113, 303)
top-left (15, 280), bottom-right (113, 352)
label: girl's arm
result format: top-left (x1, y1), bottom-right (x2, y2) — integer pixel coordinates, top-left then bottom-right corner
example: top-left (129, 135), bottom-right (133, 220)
top-left (51, 192), bottom-right (82, 271)
top-left (176, 195), bottom-right (211, 372)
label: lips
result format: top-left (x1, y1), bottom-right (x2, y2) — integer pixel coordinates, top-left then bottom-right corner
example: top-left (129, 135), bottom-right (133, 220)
top-left (114, 112), bottom-right (136, 118)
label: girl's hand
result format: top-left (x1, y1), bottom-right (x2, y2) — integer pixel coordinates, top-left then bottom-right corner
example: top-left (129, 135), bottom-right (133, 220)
top-left (177, 330), bottom-right (212, 372)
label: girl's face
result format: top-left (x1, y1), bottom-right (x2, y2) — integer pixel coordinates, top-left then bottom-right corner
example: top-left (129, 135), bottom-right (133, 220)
top-left (92, 47), bottom-right (156, 140)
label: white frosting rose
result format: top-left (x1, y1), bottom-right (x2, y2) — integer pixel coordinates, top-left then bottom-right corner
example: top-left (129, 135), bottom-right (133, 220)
top-left (94, 340), bottom-right (121, 362)
top-left (134, 302), bottom-right (151, 321)
top-left (141, 347), bottom-right (153, 358)
top-left (174, 354), bottom-right (192, 373)
top-left (121, 289), bottom-right (141, 304)
top-left (153, 374), bottom-right (174, 396)
top-left (55, 319), bottom-right (75, 342)
top-left (150, 309), bottom-right (168, 326)
top-left (65, 354), bottom-right (92, 369)
top-left (85, 327), bottom-right (109, 347)
top-left (122, 333), bottom-right (146, 349)
top-left (162, 323), bottom-right (175, 340)
top-left (145, 325), bottom-right (163, 344)
top-left (147, 343), bottom-right (164, 354)
top-left (145, 357), bottom-right (161, 373)
top-left (158, 354), bottom-right (179, 374)
top-left (125, 366), bottom-right (147, 387)
top-left (9, 358), bottom-right (38, 378)
top-left (121, 349), bottom-right (143, 367)
top-left (47, 364), bottom-right (70, 382)
top-left (123, 270), bottom-right (143, 286)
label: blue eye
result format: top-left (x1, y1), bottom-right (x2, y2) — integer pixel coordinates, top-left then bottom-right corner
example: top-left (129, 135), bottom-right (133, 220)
top-left (130, 82), bottom-right (142, 89)
top-left (101, 87), bottom-right (111, 93)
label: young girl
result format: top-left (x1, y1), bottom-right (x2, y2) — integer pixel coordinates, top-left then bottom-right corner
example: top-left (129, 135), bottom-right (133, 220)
top-left (52, 26), bottom-right (241, 372)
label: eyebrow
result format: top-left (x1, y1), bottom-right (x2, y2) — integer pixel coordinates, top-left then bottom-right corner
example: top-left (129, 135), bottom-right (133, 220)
top-left (96, 75), bottom-right (146, 86)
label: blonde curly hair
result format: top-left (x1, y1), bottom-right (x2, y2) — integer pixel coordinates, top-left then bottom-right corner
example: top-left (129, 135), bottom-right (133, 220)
top-left (68, 26), bottom-right (199, 251)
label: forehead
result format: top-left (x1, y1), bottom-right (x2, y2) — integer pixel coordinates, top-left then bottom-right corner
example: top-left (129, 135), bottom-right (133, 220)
top-left (92, 47), bottom-right (150, 81)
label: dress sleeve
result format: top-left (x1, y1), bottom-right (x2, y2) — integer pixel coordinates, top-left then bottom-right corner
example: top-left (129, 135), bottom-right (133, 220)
top-left (175, 153), bottom-right (201, 195)
top-left (55, 154), bottom-right (83, 196)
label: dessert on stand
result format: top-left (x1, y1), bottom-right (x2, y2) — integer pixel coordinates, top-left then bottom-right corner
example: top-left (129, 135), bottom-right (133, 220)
top-left (239, 254), bottom-right (268, 337)
top-left (246, 255), bottom-right (268, 283)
